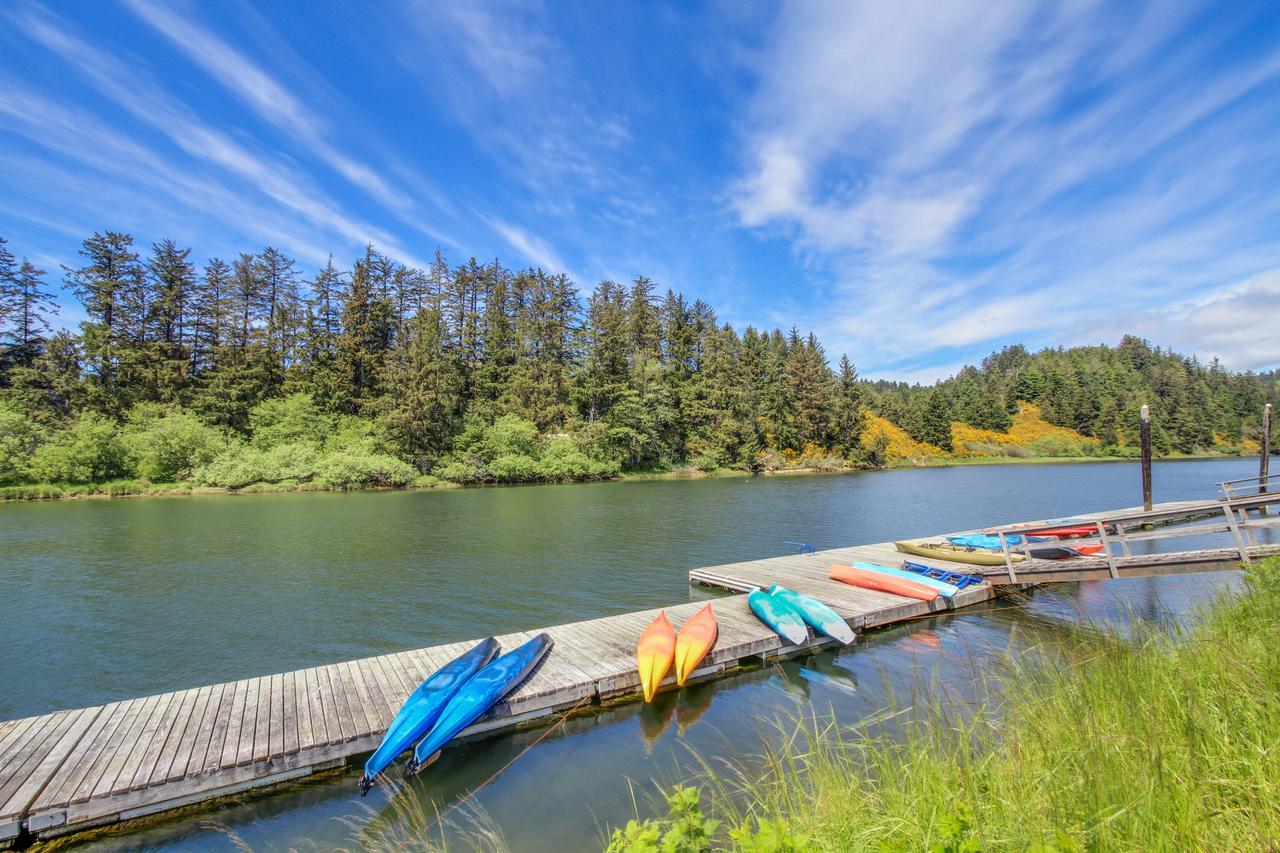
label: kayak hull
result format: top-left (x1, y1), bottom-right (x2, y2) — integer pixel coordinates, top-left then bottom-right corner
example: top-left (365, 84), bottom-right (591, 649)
top-left (830, 563), bottom-right (938, 602)
top-left (946, 533), bottom-right (1048, 549)
top-left (674, 604), bottom-right (718, 685)
top-left (637, 611), bottom-right (677, 701)
top-left (408, 633), bottom-right (553, 772)
top-left (849, 561), bottom-right (960, 597)
top-left (747, 588), bottom-right (809, 646)
top-left (359, 637), bottom-right (499, 794)
top-left (895, 540), bottom-right (1025, 566)
top-left (1029, 544), bottom-right (1105, 559)
top-left (767, 586), bottom-right (854, 644)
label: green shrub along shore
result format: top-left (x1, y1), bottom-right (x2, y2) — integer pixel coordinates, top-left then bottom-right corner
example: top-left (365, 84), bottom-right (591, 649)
top-left (604, 556), bottom-right (1280, 852)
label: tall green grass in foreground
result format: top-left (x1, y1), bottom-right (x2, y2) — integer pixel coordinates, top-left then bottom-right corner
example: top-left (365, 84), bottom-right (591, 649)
top-left (610, 556), bottom-right (1280, 851)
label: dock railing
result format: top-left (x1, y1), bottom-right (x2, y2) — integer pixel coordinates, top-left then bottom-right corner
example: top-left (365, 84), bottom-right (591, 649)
top-left (1217, 472), bottom-right (1275, 501)
top-left (986, 492), bottom-right (1280, 584)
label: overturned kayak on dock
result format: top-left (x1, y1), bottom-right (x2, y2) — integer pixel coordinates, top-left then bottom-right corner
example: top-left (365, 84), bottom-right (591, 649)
top-left (748, 587), bottom-right (809, 646)
top-left (946, 533), bottom-right (1048, 550)
top-left (359, 637), bottom-right (499, 794)
top-left (767, 585), bottom-right (854, 644)
top-left (829, 563), bottom-right (939, 602)
top-left (849, 561), bottom-right (961, 597)
top-left (637, 611), bottom-right (677, 701)
top-left (895, 540), bottom-right (1025, 566)
top-left (674, 604), bottom-right (718, 686)
top-left (408, 633), bottom-right (553, 774)
top-left (1028, 544), bottom-right (1105, 559)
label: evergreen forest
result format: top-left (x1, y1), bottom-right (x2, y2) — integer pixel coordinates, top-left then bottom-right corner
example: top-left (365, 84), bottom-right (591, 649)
top-left (1, 232), bottom-right (1275, 496)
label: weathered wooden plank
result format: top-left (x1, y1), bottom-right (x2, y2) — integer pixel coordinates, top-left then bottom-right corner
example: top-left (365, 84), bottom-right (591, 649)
top-left (336, 661), bottom-right (376, 738)
top-left (384, 651), bottom-right (423, 700)
top-left (91, 693), bottom-right (163, 799)
top-left (166, 685), bottom-right (216, 783)
top-left (0, 716), bottom-right (43, 783)
top-left (71, 700), bottom-right (142, 802)
top-left (281, 672), bottom-right (299, 756)
top-left (218, 678), bottom-right (249, 771)
top-left (251, 675), bottom-right (274, 764)
top-left (143, 688), bottom-right (199, 788)
top-left (201, 682), bottom-right (236, 775)
top-left (236, 677), bottom-right (261, 767)
top-left (117, 691), bottom-right (178, 793)
top-left (31, 701), bottom-right (122, 811)
top-left (321, 664), bottom-right (355, 743)
top-left (268, 673), bottom-right (285, 760)
top-left (0, 708), bottom-right (99, 824)
top-left (0, 712), bottom-right (70, 816)
top-left (355, 656), bottom-right (396, 724)
top-left (301, 666), bottom-right (326, 749)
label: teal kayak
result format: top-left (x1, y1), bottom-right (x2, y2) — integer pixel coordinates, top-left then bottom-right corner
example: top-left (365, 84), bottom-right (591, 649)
top-left (852, 561), bottom-right (961, 597)
top-left (767, 586), bottom-right (854, 645)
top-left (747, 587), bottom-right (809, 646)
top-left (408, 633), bottom-right (553, 773)
top-left (359, 637), bottom-right (498, 794)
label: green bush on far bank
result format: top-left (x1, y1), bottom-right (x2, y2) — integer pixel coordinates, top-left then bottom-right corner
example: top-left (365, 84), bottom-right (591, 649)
top-left (608, 556), bottom-right (1280, 851)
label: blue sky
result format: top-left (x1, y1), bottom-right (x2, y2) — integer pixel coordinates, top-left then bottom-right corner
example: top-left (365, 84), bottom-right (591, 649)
top-left (2, 0), bottom-right (1279, 382)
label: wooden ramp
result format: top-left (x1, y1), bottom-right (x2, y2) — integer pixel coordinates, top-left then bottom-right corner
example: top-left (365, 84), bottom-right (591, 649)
top-left (0, 497), bottom-right (1264, 845)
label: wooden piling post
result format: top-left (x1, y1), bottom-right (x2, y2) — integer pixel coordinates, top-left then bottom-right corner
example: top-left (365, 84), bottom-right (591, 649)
top-left (1140, 404), bottom-right (1152, 512)
top-left (1261, 402), bottom-right (1272, 516)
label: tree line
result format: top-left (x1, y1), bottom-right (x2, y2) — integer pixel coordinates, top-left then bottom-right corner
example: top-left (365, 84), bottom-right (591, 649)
top-left (0, 231), bottom-right (1275, 491)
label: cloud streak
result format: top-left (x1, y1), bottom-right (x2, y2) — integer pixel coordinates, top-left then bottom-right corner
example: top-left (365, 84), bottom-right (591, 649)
top-left (731, 0), bottom-right (1280, 378)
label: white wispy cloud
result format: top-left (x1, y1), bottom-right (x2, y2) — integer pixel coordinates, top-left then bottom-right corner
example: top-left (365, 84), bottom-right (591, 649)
top-left (731, 0), bottom-right (1280, 379)
top-left (485, 217), bottom-right (575, 280)
top-left (120, 0), bottom-right (413, 214)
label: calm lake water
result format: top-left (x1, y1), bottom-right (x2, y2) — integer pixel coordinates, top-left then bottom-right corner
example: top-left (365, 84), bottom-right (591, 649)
top-left (0, 457), bottom-right (1265, 850)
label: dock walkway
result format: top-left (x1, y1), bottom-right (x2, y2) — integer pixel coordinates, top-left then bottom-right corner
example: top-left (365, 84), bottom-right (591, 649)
top-left (1, 498), bottom-right (1271, 845)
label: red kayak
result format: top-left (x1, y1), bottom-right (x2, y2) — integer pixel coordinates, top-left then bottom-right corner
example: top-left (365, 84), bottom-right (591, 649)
top-left (1023, 525), bottom-right (1098, 538)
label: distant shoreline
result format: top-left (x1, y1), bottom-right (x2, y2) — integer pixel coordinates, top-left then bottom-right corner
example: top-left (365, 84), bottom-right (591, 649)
top-left (0, 451), bottom-right (1257, 503)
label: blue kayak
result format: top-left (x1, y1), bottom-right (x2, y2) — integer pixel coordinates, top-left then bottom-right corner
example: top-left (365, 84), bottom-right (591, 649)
top-left (408, 633), bottom-right (553, 773)
top-left (359, 637), bottom-right (498, 794)
top-left (767, 585), bottom-right (854, 645)
top-left (852, 561), bottom-right (961, 597)
top-left (747, 587), bottom-right (809, 646)
top-left (947, 533), bottom-right (1048, 550)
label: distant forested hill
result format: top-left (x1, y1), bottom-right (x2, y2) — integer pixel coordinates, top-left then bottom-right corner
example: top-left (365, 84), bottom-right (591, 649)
top-left (1, 231), bottom-right (1275, 494)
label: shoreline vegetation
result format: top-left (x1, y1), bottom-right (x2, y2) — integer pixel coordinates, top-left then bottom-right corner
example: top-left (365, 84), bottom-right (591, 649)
top-left (604, 555), bottom-right (1280, 852)
top-left (0, 445), bottom-right (1257, 503)
top-left (1, 232), bottom-right (1276, 504)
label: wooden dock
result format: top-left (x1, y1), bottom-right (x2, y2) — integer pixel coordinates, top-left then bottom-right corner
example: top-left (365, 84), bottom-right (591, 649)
top-left (0, 497), bottom-right (1273, 846)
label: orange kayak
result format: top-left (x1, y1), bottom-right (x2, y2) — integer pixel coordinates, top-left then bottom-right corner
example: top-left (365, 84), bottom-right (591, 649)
top-left (637, 611), bottom-right (676, 702)
top-left (674, 604), bottom-right (718, 686)
top-left (829, 563), bottom-right (939, 602)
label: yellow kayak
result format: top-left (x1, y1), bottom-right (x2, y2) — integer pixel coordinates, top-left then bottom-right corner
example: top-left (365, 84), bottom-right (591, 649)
top-left (894, 540), bottom-right (1025, 566)
top-left (636, 611), bottom-right (676, 702)
top-left (674, 604), bottom-right (717, 686)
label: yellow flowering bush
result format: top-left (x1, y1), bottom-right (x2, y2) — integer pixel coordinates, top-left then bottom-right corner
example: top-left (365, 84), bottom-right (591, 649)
top-left (861, 413), bottom-right (948, 461)
top-left (952, 402), bottom-right (1098, 457)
